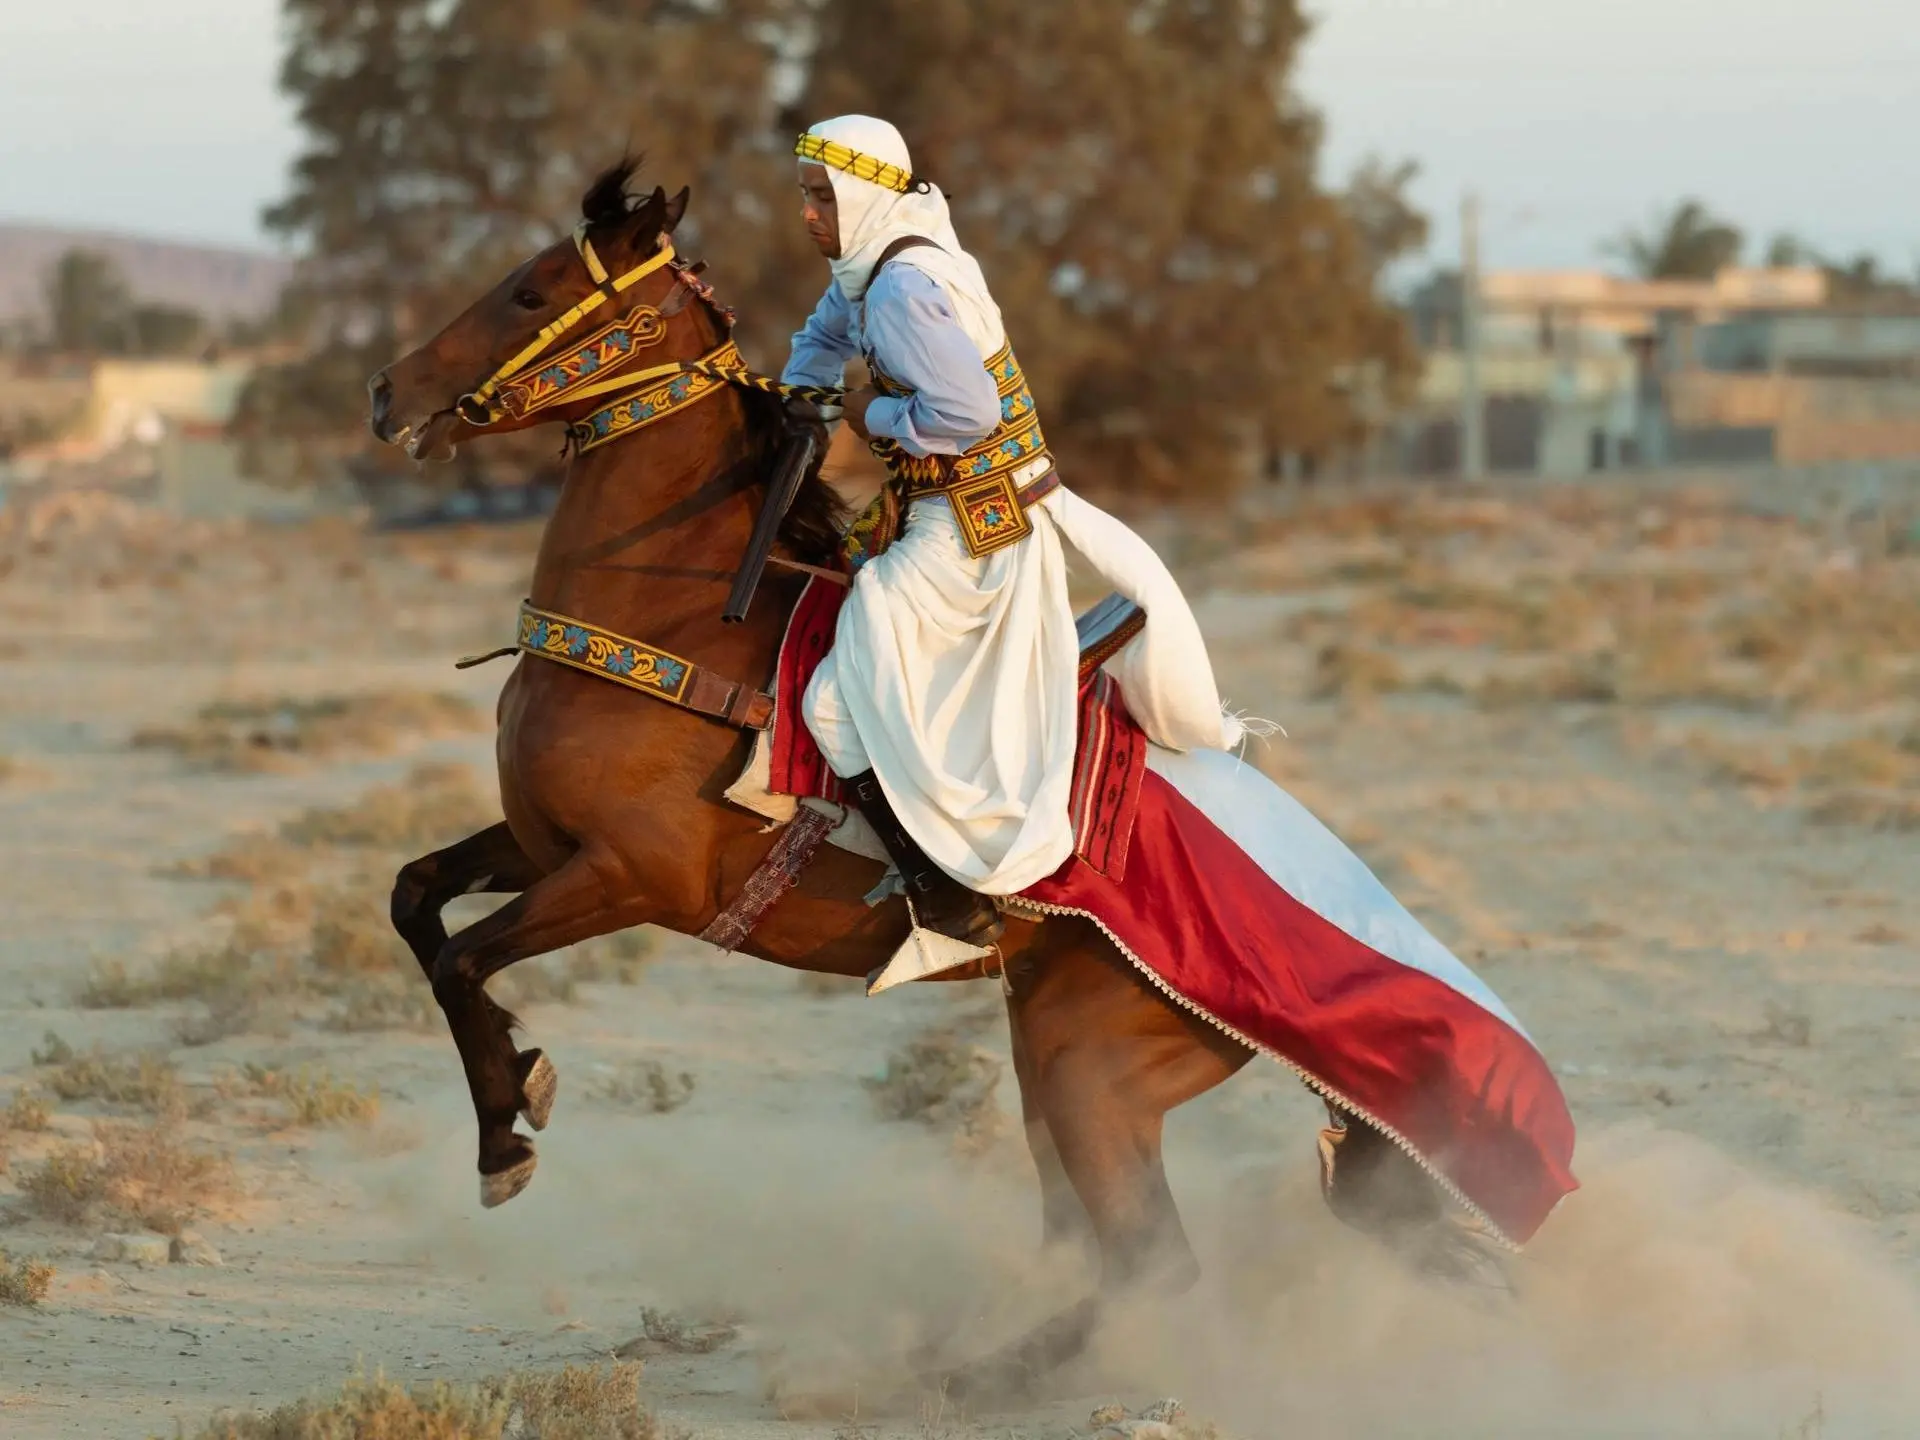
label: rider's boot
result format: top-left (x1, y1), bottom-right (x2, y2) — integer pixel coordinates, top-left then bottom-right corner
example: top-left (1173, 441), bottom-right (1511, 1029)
top-left (844, 769), bottom-right (1004, 947)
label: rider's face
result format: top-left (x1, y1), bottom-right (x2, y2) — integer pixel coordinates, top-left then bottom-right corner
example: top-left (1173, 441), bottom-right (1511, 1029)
top-left (797, 163), bottom-right (841, 259)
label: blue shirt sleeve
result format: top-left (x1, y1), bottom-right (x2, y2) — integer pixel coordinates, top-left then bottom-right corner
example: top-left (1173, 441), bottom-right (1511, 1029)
top-left (781, 284), bottom-right (857, 389)
top-left (860, 266), bottom-right (1002, 457)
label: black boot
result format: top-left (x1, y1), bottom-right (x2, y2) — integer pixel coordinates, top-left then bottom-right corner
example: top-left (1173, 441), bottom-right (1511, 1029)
top-left (844, 770), bottom-right (1004, 947)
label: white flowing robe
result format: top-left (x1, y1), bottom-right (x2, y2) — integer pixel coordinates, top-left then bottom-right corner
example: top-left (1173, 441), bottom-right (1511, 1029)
top-left (785, 114), bottom-right (1242, 896)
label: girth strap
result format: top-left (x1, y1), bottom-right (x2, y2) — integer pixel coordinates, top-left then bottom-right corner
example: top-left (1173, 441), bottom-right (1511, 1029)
top-left (508, 600), bottom-right (774, 731)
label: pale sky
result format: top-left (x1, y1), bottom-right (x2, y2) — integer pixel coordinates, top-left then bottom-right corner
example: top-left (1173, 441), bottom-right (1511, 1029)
top-left (2, 0), bottom-right (1915, 276)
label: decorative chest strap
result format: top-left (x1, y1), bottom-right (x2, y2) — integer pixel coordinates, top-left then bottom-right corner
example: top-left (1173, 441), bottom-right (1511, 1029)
top-left (508, 600), bottom-right (774, 731)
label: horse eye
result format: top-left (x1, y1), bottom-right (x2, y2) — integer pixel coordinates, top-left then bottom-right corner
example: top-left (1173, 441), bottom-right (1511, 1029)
top-left (512, 288), bottom-right (546, 310)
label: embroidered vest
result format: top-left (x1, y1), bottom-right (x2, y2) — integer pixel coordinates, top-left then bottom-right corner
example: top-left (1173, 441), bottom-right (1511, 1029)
top-left (864, 340), bottom-right (1059, 559)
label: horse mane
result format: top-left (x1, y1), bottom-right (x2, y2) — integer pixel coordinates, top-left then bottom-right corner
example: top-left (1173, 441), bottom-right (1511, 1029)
top-left (579, 158), bottom-right (851, 566)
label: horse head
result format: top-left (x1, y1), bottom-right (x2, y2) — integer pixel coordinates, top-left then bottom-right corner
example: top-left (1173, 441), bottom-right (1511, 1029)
top-left (367, 159), bottom-right (693, 464)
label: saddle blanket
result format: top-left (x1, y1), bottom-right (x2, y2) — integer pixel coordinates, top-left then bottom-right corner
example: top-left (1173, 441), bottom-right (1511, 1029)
top-left (722, 577), bottom-right (1578, 1247)
top-left (750, 575), bottom-right (1149, 881)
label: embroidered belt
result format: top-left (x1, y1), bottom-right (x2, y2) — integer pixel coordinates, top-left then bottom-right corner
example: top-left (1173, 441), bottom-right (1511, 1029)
top-left (866, 341), bottom-right (1058, 559)
top-left (510, 600), bottom-right (774, 730)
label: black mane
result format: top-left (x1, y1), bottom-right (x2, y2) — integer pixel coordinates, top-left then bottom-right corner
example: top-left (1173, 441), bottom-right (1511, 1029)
top-left (581, 155), bottom-right (651, 229)
top-left (578, 157), bottom-right (849, 563)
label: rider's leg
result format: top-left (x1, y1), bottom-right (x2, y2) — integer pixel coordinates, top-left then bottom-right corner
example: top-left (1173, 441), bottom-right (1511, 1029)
top-left (803, 658), bottom-right (1002, 946)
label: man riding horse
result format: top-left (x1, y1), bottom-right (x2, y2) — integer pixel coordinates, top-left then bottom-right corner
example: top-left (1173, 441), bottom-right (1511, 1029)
top-left (781, 114), bottom-right (1247, 956)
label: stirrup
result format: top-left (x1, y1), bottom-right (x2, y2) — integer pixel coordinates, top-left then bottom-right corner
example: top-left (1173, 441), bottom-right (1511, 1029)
top-left (865, 894), bottom-right (999, 997)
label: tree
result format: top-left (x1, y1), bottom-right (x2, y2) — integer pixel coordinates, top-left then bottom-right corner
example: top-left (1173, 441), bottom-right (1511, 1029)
top-left (802, 0), bottom-right (1425, 491)
top-left (247, 0), bottom-right (1422, 495)
top-left (1607, 200), bottom-right (1743, 281)
top-left (238, 0), bottom-right (808, 486)
top-left (46, 249), bottom-right (132, 354)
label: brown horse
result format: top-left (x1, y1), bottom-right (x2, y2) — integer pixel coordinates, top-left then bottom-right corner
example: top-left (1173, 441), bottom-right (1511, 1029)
top-left (366, 160), bottom-right (1446, 1394)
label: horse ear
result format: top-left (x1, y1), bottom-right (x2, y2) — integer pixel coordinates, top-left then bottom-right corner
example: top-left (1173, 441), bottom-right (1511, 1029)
top-left (662, 186), bottom-right (691, 234)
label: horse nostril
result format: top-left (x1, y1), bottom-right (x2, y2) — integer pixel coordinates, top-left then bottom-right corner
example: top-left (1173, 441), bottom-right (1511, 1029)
top-left (368, 371), bottom-right (394, 411)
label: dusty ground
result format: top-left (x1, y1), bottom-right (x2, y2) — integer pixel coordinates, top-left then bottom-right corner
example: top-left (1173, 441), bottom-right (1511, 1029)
top-left (1, 475), bottom-right (1918, 1438)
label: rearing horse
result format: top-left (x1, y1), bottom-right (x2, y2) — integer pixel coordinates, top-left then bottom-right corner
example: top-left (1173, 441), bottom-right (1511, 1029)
top-left (367, 160), bottom-right (1457, 1394)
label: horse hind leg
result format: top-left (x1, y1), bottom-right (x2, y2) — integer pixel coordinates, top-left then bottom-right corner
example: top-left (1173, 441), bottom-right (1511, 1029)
top-left (391, 824), bottom-right (560, 1140)
top-left (1005, 988), bottom-right (1097, 1269)
top-left (428, 844), bottom-right (653, 1208)
top-left (937, 933), bottom-right (1249, 1402)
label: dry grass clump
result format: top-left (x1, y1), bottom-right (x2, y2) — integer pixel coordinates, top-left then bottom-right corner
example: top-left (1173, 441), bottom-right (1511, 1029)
top-left (1310, 642), bottom-right (1409, 702)
top-left (172, 1362), bottom-right (654, 1440)
top-left (587, 1060), bottom-right (695, 1114)
top-left (280, 761), bottom-right (494, 851)
top-left (4, 1086), bottom-right (52, 1133)
top-left (130, 689), bottom-right (484, 773)
top-left (17, 1120), bottom-right (232, 1234)
top-left (75, 939), bottom-right (261, 1010)
top-left (0, 1249), bottom-right (55, 1307)
top-left (565, 929), bottom-right (656, 986)
top-left (228, 1064), bottom-right (380, 1127)
top-left (1684, 726), bottom-right (1920, 831)
top-left (1808, 789), bottom-right (1920, 832)
top-left (625, 1306), bottom-right (739, 1355)
top-left (865, 1027), bottom-right (1005, 1156)
top-left (163, 834), bottom-right (311, 885)
top-left (39, 1045), bottom-right (187, 1118)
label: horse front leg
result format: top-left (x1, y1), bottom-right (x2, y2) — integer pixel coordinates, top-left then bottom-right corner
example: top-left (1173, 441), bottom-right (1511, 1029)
top-left (429, 843), bottom-right (654, 1207)
top-left (391, 823), bottom-right (560, 1144)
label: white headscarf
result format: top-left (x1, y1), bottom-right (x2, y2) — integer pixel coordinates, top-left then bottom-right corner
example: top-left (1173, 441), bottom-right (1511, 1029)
top-left (803, 114), bottom-right (1007, 358)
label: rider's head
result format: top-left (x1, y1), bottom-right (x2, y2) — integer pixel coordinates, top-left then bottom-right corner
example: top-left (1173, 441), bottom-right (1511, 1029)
top-left (794, 116), bottom-right (917, 268)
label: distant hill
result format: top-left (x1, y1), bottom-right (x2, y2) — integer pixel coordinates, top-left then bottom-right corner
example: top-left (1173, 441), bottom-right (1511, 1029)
top-left (0, 223), bottom-right (293, 328)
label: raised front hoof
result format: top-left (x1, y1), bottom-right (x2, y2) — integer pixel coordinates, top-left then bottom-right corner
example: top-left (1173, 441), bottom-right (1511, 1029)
top-left (517, 1049), bottom-right (558, 1132)
top-left (480, 1144), bottom-right (538, 1209)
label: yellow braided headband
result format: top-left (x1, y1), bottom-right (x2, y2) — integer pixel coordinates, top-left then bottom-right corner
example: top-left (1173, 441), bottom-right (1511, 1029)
top-left (794, 133), bottom-right (912, 194)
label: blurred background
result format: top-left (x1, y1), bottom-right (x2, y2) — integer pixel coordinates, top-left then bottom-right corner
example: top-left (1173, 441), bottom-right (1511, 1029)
top-left (5, 8), bottom-right (1920, 1436)
top-left (5, 0), bottom-right (1919, 525)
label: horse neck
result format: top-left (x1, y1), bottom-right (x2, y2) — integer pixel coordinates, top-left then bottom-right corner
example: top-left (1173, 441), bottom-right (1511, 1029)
top-left (528, 388), bottom-right (771, 653)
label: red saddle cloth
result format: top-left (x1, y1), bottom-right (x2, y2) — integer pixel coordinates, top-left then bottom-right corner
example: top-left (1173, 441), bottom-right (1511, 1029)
top-left (765, 576), bottom-right (1147, 881)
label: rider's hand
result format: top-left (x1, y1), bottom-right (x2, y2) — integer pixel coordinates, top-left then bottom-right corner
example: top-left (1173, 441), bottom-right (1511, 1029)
top-left (839, 387), bottom-right (878, 441)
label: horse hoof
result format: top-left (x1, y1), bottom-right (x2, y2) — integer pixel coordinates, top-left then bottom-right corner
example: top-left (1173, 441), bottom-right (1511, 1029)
top-left (480, 1149), bottom-right (538, 1209)
top-left (518, 1049), bottom-right (558, 1132)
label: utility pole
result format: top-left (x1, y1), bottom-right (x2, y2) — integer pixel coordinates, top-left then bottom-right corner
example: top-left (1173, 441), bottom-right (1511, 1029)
top-left (1460, 191), bottom-right (1486, 481)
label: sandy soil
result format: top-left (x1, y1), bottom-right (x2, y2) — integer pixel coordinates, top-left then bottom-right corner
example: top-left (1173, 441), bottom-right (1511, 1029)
top-left (2, 478), bottom-right (1918, 1438)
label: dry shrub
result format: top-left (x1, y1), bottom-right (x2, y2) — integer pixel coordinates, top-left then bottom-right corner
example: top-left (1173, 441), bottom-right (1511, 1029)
top-left (1311, 643), bottom-right (1408, 701)
top-left (865, 1028), bottom-right (1005, 1155)
top-left (130, 690), bottom-right (484, 773)
top-left (324, 977), bottom-right (440, 1034)
top-left (163, 834), bottom-right (311, 885)
top-left (75, 940), bottom-right (259, 1010)
top-left (280, 761), bottom-right (494, 851)
top-left (0, 1249), bottom-right (54, 1307)
top-left (231, 1064), bottom-right (379, 1127)
top-left (588, 1060), bottom-right (695, 1114)
top-left (565, 929), bottom-right (656, 986)
top-left (0, 754), bottom-right (19, 784)
top-left (628, 1306), bottom-right (739, 1355)
top-left (4, 1087), bottom-right (51, 1133)
top-left (1809, 790), bottom-right (1920, 832)
top-left (173, 1362), bottom-right (653, 1440)
top-left (18, 1120), bottom-right (231, 1234)
top-left (41, 1047), bottom-right (186, 1117)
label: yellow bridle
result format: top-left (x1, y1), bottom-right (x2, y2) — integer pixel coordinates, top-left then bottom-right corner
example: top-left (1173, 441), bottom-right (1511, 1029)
top-left (451, 219), bottom-right (848, 455)
top-left (458, 224), bottom-right (683, 424)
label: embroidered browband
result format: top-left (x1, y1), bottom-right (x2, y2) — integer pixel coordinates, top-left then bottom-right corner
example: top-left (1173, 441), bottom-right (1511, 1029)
top-left (795, 133), bottom-right (913, 194)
